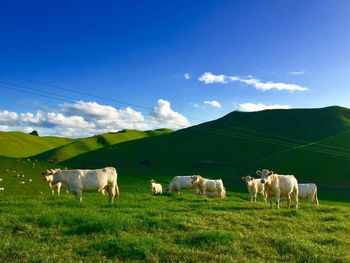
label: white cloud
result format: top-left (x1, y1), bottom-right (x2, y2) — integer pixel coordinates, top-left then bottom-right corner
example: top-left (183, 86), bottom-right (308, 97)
top-left (290, 71), bottom-right (305, 75)
top-left (198, 72), bottom-right (308, 91)
top-left (184, 73), bottom-right (191, 80)
top-left (238, 103), bottom-right (292, 112)
top-left (190, 102), bottom-right (200, 108)
top-left (149, 99), bottom-right (190, 129)
top-left (0, 100), bottom-right (190, 137)
top-left (204, 100), bottom-right (222, 108)
top-left (198, 72), bottom-right (227, 84)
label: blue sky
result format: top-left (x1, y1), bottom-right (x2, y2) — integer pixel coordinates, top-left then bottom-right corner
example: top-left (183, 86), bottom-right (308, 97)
top-left (0, 0), bottom-right (349, 137)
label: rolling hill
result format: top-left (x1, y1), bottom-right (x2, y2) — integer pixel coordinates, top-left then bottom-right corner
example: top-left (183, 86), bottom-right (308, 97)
top-left (32, 129), bottom-right (173, 163)
top-left (0, 131), bottom-right (73, 158)
top-left (62, 106), bottom-right (350, 200)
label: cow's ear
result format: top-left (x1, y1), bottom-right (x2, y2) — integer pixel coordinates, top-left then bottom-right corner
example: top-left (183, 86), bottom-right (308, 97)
top-left (241, 177), bottom-right (246, 181)
top-left (268, 171), bottom-right (273, 176)
top-left (256, 170), bottom-right (261, 175)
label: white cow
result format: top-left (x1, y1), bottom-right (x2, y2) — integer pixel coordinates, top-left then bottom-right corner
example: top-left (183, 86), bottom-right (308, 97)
top-left (242, 175), bottom-right (267, 202)
top-left (42, 169), bottom-right (67, 195)
top-left (203, 187), bottom-right (226, 198)
top-left (196, 176), bottom-right (225, 197)
top-left (298, 183), bottom-right (319, 205)
top-left (167, 175), bottom-right (200, 194)
top-left (256, 169), bottom-right (299, 209)
top-left (149, 179), bottom-right (162, 194)
top-left (43, 167), bottom-right (119, 203)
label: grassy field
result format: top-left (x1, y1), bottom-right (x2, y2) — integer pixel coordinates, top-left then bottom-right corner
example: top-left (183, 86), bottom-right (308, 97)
top-left (0, 157), bottom-right (350, 262)
top-left (1, 107), bottom-right (350, 262)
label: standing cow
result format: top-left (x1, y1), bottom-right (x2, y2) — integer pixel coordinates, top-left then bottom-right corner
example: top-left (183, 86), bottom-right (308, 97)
top-left (256, 169), bottom-right (298, 209)
top-left (43, 167), bottom-right (119, 204)
top-left (242, 175), bottom-right (266, 202)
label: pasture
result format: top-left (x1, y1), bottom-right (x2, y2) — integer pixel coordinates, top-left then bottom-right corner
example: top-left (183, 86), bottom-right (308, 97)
top-left (0, 160), bottom-right (349, 262)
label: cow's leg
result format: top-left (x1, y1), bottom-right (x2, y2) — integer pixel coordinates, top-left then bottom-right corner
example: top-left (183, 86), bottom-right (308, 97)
top-left (275, 192), bottom-right (281, 209)
top-left (286, 194), bottom-right (291, 209)
top-left (254, 192), bottom-right (257, 202)
top-left (74, 190), bottom-right (82, 203)
top-left (115, 184), bottom-right (120, 199)
top-left (268, 196), bottom-right (273, 209)
top-left (57, 184), bottom-right (61, 195)
top-left (107, 185), bottom-right (116, 204)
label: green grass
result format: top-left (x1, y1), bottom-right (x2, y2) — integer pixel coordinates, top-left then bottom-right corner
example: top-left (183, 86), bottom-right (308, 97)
top-left (0, 154), bottom-right (350, 262)
top-left (0, 131), bottom-right (73, 158)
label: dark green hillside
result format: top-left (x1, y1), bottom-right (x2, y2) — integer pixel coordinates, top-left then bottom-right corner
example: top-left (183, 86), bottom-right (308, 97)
top-left (63, 106), bottom-right (350, 200)
top-left (33, 129), bottom-right (173, 163)
top-left (0, 131), bottom-right (73, 158)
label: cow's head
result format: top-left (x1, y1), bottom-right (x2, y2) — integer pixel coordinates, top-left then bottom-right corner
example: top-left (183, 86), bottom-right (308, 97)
top-left (191, 175), bottom-right (201, 185)
top-left (241, 175), bottom-right (254, 184)
top-left (41, 169), bottom-right (58, 182)
top-left (256, 169), bottom-right (273, 184)
top-left (149, 179), bottom-right (155, 184)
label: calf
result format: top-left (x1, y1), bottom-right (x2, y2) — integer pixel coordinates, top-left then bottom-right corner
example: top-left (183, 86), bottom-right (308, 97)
top-left (256, 169), bottom-right (298, 209)
top-left (149, 179), bottom-right (162, 194)
top-left (242, 175), bottom-right (266, 202)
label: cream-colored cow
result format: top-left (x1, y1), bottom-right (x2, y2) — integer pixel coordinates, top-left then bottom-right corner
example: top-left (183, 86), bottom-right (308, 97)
top-left (43, 167), bottom-right (119, 203)
top-left (256, 169), bottom-right (298, 209)
top-left (242, 175), bottom-right (266, 202)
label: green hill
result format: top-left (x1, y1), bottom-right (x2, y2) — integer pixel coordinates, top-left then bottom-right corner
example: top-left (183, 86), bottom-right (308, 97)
top-left (62, 106), bottom-right (350, 200)
top-left (0, 131), bottom-right (73, 158)
top-left (33, 129), bottom-right (173, 163)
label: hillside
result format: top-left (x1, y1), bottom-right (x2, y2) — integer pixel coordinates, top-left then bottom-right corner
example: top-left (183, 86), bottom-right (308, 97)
top-left (0, 131), bottom-right (73, 158)
top-left (33, 129), bottom-right (173, 163)
top-left (63, 106), bottom-right (350, 200)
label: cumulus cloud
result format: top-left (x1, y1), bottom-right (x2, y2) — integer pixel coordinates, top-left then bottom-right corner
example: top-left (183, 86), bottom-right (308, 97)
top-left (198, 72), bottom-right (228, 84)
top-left (238, 103), bottom-right (292, 112)
top-left (198, 72), bottom-right (308, 91)
top-left (204, 100), bottom-right (222, 108)
top-left (184, 73), bottom-right (191, 80)
top-left (149, 99), bottom-right (190, 129)
top-left (0, 100), bottom-right (190, 137)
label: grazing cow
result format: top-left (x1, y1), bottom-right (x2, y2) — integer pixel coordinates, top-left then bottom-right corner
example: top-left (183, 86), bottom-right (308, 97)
top-left (167, 175), bottom-right (200, 194)
top-left (256, 169), bottom-right (298, 209)
top-left (196, 176), bottom-right (225, 197)
top-left (43, 167), bottom-right (119, 203)
top-left (298, 183), bottom-right (319, 205)
top-left (203, 187), bottom-right (226, 198)
top-left (149, 179), bottom-right (162, 194)
top-left (242, 175), bottom-right (267, 202)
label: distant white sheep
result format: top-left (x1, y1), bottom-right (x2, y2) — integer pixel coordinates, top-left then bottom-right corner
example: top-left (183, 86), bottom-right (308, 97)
top-left (0, 187), bottom-right (4, 191)
top-left (0, 178), bottom-right (2, 182)
top-left (19, 181), bottom-right (25, 184)
top-left (149, 179), bottom-right (162, 194)
top-left (29, 179), bottom-right (32, 182)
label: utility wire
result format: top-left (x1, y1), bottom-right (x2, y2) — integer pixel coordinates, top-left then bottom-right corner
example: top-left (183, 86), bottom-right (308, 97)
top-left (1, 76), bottom-right (350, 158)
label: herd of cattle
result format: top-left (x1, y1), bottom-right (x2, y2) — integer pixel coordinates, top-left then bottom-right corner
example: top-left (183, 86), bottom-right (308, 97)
top-left (42, 167), bottom-right (319, 209)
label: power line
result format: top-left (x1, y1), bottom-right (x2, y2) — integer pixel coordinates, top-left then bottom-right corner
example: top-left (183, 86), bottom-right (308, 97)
top-left (1, 76), bottom-right (350, 158)
top-left (2, 74), bottom-right (348, 153)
